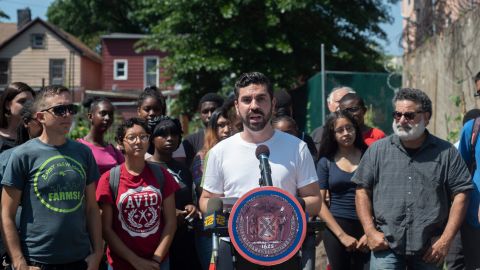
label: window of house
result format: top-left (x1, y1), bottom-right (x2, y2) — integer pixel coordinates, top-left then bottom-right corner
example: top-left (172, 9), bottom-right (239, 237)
top-left (144, 57), bottom-right (159, 87)
top-left (31, 34), bottom-right (45, 49)
top-left (114, 59), bottom-right (128, 80)
top-left (49, 59), bottom-right (65, 85)
top-left (0, 59), bottom-right (9, 86)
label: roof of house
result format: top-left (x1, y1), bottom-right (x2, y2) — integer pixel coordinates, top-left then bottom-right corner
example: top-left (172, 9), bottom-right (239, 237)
top-left (0, 23), bottom-right (17, 44)
top-left (101, 33), bottom-right (147, 39)
top-left (0, 18), bottom-right (102, 63)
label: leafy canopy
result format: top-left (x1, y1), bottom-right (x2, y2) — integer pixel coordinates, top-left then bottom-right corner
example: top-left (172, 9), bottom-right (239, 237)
top-left (47, 0), bottom-right (397, 116)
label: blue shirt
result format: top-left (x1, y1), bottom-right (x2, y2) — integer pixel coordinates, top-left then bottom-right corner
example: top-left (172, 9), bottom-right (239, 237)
top-left (459, 119), bottom-right (480, 227)
top-left (317, 157), bottom-right (357, 220)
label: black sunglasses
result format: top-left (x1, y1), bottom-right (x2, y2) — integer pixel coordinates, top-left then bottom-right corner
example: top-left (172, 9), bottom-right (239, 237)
top-left (392, 111), bottom-right (423, 121)
top-left (41, 104), bottom-right (78, 117)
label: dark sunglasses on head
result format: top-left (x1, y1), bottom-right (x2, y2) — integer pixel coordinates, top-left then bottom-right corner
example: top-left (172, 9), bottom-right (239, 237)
top-left (342, 106), bottom-right (362, 113)
top-left (392, 110), bottom-right (423, 121)
top-left (41, 104), bottom-right (78, 117)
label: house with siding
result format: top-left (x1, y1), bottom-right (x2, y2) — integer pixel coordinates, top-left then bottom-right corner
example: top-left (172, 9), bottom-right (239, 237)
top-left (0, 17), bottom-right (102, 94)
top-left (101, 33), bottom-right (168, 91)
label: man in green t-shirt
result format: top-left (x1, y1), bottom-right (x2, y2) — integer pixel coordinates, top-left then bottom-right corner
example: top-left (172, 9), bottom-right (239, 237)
top-left (1, 85), bottom-right (102, 270)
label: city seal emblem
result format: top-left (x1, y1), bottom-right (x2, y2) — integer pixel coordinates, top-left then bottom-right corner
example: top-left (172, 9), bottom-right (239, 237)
top-left (228, 186), bottom-right (306, 266)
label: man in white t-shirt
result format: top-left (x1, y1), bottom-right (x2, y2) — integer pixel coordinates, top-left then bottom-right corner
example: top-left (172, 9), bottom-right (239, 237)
top-left (200, 71), bottom-right (321, 270)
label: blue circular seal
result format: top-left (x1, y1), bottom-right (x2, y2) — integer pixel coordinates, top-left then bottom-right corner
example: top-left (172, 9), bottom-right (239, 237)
top-left (228, 186), bottom-right (307, 266)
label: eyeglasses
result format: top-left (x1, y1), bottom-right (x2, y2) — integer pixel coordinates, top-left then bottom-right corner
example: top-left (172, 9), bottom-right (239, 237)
top-left (342, 106), bottom-right (362, 113)
top-left (41, 104), bottom-right (78, 117)
top-left (334, 125), bottom-right (355, 134)
top-left (124, 134), bottom-right (150, 144)
top-left (392, 111), bottom-right (423, 121)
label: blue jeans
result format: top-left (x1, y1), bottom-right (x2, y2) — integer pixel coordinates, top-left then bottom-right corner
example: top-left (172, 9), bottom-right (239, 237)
top-left (370, 249), bottom-right (441, 270)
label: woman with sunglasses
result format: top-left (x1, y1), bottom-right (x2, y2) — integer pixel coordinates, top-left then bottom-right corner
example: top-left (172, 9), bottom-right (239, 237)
top-left (147, 116), bottom-right (201, 270)
top-left (338, 93), bottom-right (386, 146)
top-left (317, 111), bottom-right (369, 270)
top-left (78, 97), bottom-right (124, 176)
top-left (0, 82), bottom-right (35, 152)
top-left (96, 118), bottom-right (179, 270)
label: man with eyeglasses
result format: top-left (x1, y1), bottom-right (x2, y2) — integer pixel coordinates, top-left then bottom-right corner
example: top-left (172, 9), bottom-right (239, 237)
top-left (353, 88), bottom-right (472, 269)
top-left (1, 85), bottom-right (102, 270)
top-left (456, 71), bottom-right (480, 269)
top-left (311, 86), bottom-right (356, 153)
top-left (338, 93), bottom-right (386, 146)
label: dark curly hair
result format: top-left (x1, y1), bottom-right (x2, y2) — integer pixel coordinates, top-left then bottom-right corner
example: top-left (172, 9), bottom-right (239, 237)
top-left (115, 118), bottom-right (150, 145)
top-left (393, 88), bottom-right (432, 119)
top-left (318, 111), bottom-right (367, 160)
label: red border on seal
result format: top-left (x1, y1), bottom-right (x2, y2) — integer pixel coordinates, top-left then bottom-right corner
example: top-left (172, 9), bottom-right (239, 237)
top-left (228, 186), bottom-right (307, 266)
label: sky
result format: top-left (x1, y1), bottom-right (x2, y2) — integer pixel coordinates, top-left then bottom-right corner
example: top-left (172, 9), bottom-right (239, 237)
top-left (0, 0), bottom-right (404, 56)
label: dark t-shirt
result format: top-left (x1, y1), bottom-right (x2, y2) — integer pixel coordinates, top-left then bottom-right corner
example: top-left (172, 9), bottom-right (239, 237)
top-left (162, 159), bottom-right (194, 210)
top-left (182, 129), bottom-right (205, 168)
top-left (2, 138), bottom-right (100, 264)
top-left (0, 135), bottom-right (16, 153)
top-left (317, 157), bottom-right (358, 220)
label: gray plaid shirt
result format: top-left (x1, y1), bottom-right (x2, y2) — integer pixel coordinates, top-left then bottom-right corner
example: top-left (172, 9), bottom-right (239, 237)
top-left (352, 132), bottom-right (473, 255)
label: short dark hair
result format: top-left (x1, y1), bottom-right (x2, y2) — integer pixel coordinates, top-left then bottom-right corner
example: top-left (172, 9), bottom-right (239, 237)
top-left (463, 109), bottom-right (480, 125)
top-left (198, 93), bottom-right (224, 108)
top-left (33, 85), bottom-right (70, 112)
top-left (115, 118), bottom-right (150, 145)
top-left (392, 88), bottom-right (432, 119)
top-left (474, 72), bottom-right (480, 83)
top-left (83, 96), bottom-right (113, 113)
top-left (137, 86), bottom-right (166, 115)
top-left (0, 82), bottom-right (35, 128)
top-left (234, 72), bottom-right (273, 99)
top-left (339, 93), bottom-right (366, 109)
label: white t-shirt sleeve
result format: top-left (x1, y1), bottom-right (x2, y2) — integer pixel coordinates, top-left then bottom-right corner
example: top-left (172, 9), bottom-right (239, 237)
top-left (296, 143), bottom-right (318, 189)
top-left (201, 150), bottom-right (224, 195)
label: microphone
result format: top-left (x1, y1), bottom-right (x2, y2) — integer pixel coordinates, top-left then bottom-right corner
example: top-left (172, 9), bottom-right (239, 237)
top-left (204, 198), bottom-right (225, 265)
top-left (256, 145), bottom-right (273, 186)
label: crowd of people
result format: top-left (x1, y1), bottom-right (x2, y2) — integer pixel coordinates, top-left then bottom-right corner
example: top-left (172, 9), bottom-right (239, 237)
top-left (0, 70), bottom-right (477, 270)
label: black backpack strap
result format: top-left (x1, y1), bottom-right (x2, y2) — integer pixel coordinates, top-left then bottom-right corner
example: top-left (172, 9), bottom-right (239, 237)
top-left (146, 161), bottom-right (165, 190)
top-left (469, 117), bottom-right (480, 173)
top-left (109, 165), bottom-right (121, 203)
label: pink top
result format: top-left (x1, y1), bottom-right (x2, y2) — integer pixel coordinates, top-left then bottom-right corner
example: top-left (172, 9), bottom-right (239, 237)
top-left (77, 138), bottom-right (125, 175)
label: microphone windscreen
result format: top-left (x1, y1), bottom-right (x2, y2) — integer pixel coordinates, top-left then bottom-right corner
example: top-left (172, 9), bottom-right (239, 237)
top-left (206, 198), bottom-right (224, 213)
top-left (255, 145), bottom-right (270, 159)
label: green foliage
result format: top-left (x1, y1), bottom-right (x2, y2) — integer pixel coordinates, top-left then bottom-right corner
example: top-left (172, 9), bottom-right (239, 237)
top-left (47, 0), bottom-right (399, 116)
top-left (68, 116), bottom-right (89, 140)
top-left (141, 0), bottom-right (398, 116)
top-left (445, 95), bottom-right (463, 143)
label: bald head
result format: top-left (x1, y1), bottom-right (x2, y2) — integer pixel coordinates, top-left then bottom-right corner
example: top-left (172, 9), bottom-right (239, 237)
top-left (327, 86), bottom-right (356, 112)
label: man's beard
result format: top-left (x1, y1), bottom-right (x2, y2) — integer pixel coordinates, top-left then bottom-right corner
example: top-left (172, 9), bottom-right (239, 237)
top-left (240, 109), bottom-right (272, 132)
top-left (392, 117), bottom-right (426, 141)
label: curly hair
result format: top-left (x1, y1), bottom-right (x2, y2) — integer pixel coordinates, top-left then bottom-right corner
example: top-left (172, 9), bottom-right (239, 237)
top-left (115, 118), bottom-right (150, 145)
top-left (318, 111), bottom-right (367, 160)
top-left (137, 86), bottom-right (166, 115)
top-left (392, 88), bottom-right (432, 119)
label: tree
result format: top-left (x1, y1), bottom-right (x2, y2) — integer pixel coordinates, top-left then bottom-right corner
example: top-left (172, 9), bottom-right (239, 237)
top-left (46, 0), bottom-right (160, 48)
top-left (46, 0), bottom-right (398, 116)
top-left (141, 0), bottom-right (398, 116)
